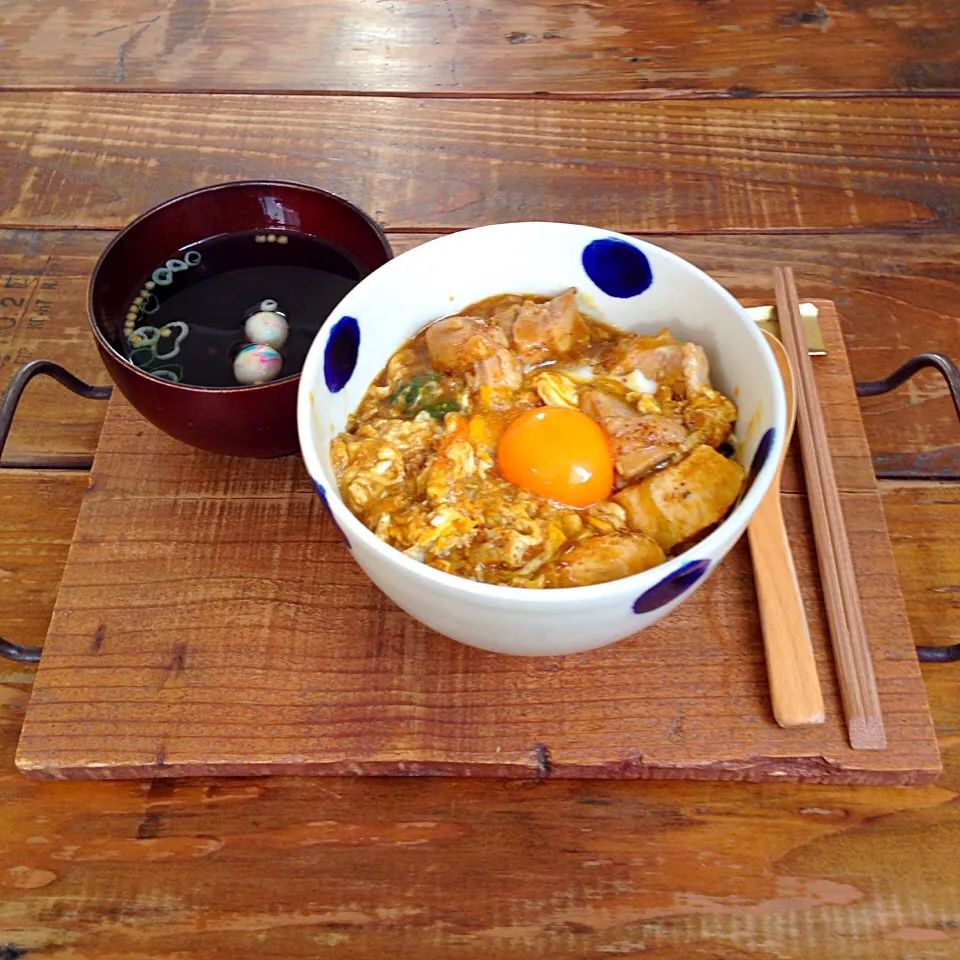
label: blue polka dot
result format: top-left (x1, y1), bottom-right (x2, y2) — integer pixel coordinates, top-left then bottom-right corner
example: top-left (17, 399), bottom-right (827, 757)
top-left (750, 428), bottom-right (775, 480)
top-left (324, 316), bottom-right (360, 393)
top-left (313, 479), bottom-right (351, 549)
top-left (633, 559), bottom-right (709, 615)
top-left (582, 238), bottom-right (653, 298)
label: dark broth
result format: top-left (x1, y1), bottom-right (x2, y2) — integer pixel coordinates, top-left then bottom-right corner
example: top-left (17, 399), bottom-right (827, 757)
top-left (120, 229), bottom-right (366, 387)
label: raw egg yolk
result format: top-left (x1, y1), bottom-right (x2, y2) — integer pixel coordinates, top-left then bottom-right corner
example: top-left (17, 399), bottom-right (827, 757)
top-left (497, 406), bottom-right (614, 507)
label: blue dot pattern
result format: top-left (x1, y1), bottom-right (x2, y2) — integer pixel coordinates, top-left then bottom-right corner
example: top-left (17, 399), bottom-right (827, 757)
top-left (633, 559), bottom-right (710, 615)
top-left (324, 315), bottom-right (360, 393)
top-left (313, 479), bottom-right (351, 549)
top-left (750, 428), bottom-right (775, 481)
top-left (582, 238), bottom-right (654, 298)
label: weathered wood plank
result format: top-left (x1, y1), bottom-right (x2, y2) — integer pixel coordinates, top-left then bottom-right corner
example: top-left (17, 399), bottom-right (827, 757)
top-left (0, 749), bottom-right (957, 960)
top-left (0, 0), bottom-right (958, 97)
top-left (2, 229), bottom-right (957, 474)
top-left (0, 231), bottom-right (111, 466)
top-left (1, 94), bottom-right (958, 233)
top-left (647, 235), bottom-right (960, 480)
top-left (0, 470), bottom-right (87, 649)
top-left (0, 474), bottom-right (958, 958)
top-left (880, 480), bottom-right (960, 652)
top-left (14, 300), bottom-right (938, 783)
top-left (2, 482), bottom-right (952, 670)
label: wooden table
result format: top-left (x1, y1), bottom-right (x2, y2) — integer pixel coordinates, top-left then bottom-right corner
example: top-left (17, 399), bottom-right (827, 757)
top-left (1, 3), bottom-right (959, 956)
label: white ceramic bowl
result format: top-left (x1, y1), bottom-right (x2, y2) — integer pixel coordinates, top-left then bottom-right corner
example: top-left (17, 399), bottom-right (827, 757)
top-left (298, 223), bottom-right (786, 656)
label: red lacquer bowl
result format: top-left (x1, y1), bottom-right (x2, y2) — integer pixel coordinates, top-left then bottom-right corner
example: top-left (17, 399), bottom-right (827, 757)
top-left (88, 180), bottom-right (391, 458)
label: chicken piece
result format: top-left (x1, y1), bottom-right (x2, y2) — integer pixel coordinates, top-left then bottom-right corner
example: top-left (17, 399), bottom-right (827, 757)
top-left (491, 300), bottom-right (522, 340)
top-left (330, 436), bottom-right (405, 517)
top-left (613, 445), bottom-right (745, 551)
top-left (547, 533), bottom-right (666, 588)
top-left (425, 316), bottom-right (497, 373)
top-left (384, 347), bottom-right (429, 393)
top-left (471, 343), bottom-right (524, 407)
top-left (511, 288), bottom-right (584, 365)
top-left (558, 511), bottom-right (586, 539)
top-left (673, 341), bottom-right (738, 447)
top-left (426, 313), bottom-right (523, 409)
top-left (581, 387), bottom-right (688, 481)
top-left (683, 388), bottom-right (738, 449)
top-left (680, 341), bottom-right (710, 392)
top-left (598, 328), bottom-right (683, 384)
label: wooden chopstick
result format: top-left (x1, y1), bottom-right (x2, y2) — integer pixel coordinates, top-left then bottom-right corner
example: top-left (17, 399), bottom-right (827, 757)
top-left (773, 267), bottom-right (886, 751)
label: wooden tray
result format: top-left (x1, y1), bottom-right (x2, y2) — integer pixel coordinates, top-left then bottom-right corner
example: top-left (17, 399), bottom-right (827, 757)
top-left (16, 301), bottom-right (940, 783)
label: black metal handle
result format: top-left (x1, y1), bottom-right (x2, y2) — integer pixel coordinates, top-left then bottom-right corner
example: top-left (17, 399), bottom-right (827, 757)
top-left (0, 360), bottom-right (112, 663)
top-left (855, 352), bottom-right (960, 663)
top-left (2, 355), bottom-right (956, 665)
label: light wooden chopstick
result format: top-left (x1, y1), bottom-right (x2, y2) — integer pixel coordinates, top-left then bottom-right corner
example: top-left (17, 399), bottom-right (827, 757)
top-left (773, 267), bottom-right (886, 751)
top-left (749, 331), bottom-right (824, 728)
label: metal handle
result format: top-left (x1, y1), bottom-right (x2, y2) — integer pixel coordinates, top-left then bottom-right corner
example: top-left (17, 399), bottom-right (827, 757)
top-left (2, 355), bottom-right (956, 664)
top-left (855, 352), bottom-right (960, 663)
top-left (0, 360), bottom-right (112, 663)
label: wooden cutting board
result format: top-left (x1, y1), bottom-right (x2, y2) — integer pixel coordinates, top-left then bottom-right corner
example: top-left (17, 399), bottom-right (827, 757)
top-left (16, 301), bottom-right (940, 783)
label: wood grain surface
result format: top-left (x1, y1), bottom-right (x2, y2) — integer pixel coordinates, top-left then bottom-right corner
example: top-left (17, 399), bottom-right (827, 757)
top-left (748, 332), bottom-right (825, 729)
top-left (14, 303), bottom-right (939, 784)
top-left (3, 229), bottom-right (957, 475)
top-left (0, 231), bottom-right (112, 467)
top-left (1, 1), bottom-right (959, 952)
top-left (1, 94), bottom-right (958, 234)
top-left (1, 475), bottom-right (957, 957)
top-left (0, 0), bottom-right (957, 97)
top-left (777, 271), bottom-right (882, 747)
top-left (0, 471), bottom-right (87, 649)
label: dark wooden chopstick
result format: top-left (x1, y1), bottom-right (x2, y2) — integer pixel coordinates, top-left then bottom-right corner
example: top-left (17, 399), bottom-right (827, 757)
top-left (773, 267), bottom-right (886, 751)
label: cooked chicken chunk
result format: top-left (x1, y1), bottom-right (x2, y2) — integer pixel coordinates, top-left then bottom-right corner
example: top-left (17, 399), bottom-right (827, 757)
top-left (425, 316), bottom-right (497, 373)
top-left (547, 533), bottom-right (666, 587)
top-left (683, 388), bottom-right (738, 449)
top-left (511, 288), bottom-right (584, 365)
top-left (680, 341), bottom-right (710, 391)
top-left (598, 328), bottom-right (684, 383)
top-left (677, 342), bottom-right (737, 447)
top-left (427, 316), bottom-right (522, 407)
top-left (581, 387), bottom-right (688, 481)
top-left (613, 445), bottom-right (745, 551)
top-left (491, 299), bottom-right (523, 340)
top-left (384, 347), bottom-right (429, 393)
top-left (470, 343), bottom-right (524, 401)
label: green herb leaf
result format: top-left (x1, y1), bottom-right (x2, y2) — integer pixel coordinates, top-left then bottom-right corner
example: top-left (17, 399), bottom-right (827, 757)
top-left (422, 399), bottom-right (461, 419)
top-left (389, 373), bottom-right (440, 407)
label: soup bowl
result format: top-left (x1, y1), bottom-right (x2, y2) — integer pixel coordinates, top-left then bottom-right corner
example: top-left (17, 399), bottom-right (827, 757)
top-left (89, 180), bottom-right (392, 458)
top-left (298, 222), bottom-right (787, 656)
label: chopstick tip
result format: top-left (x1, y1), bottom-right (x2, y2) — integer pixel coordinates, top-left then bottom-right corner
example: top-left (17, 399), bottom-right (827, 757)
top-left (849, 717), bottom-right (887, 751)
